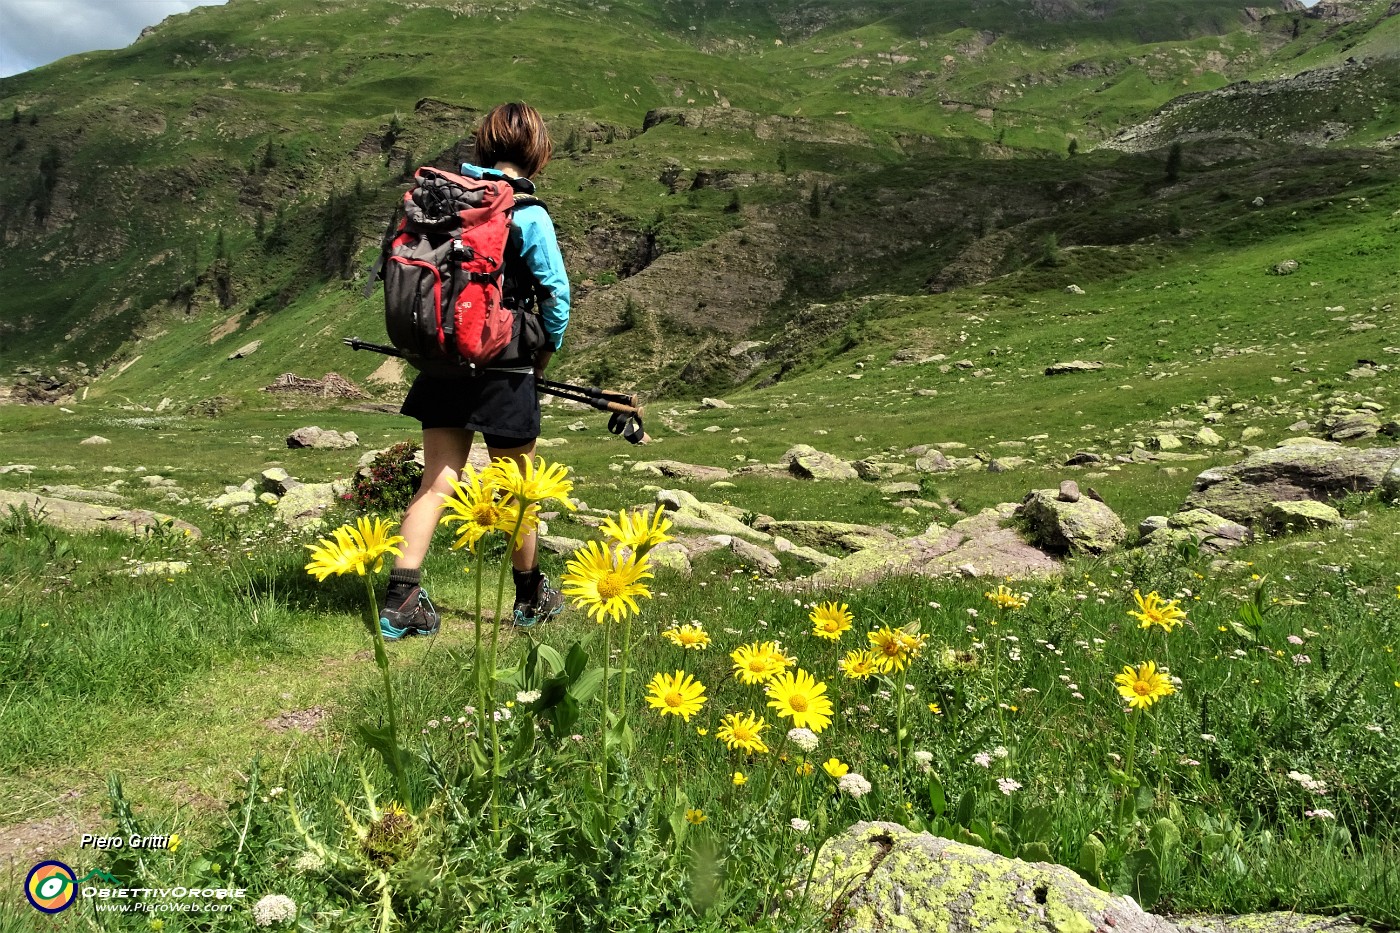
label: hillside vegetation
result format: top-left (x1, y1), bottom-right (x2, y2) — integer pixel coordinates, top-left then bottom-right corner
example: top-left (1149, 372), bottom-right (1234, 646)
top-left (0, 0), bottom-right (1397, 402)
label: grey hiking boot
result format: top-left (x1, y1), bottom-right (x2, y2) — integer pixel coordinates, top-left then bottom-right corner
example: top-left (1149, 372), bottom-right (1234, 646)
top-left (512, 574), bottom-right (564, 628)
top-left (379, 586), bottom-right (440, 640)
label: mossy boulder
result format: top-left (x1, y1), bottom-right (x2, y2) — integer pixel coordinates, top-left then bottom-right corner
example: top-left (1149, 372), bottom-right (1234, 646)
top-left (1185, 444), bottom-right (1399, 524)
top-left (1017, 489), bottom-right (1127, 556)
top-left (0, 489), bottom-right (200, 539)
top-left (807, 821), bottom-right (1176, 933)
top-left (1260, 500), bottom-right (1344, 533)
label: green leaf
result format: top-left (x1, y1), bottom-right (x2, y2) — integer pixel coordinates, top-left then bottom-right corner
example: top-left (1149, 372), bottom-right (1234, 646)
top-left (1202, 832), bottom-right (1228, 857)
top-left (990, 825), bottom-right (1015, 858)
top-left (1019, 841), bottom-right (1053, 863)
top-left (1120, 847), bottom-right (1162, 907)
top-left (1106, 766), bottom-right (1139, 788)
top-left (355, 723), bottom-right (407, 785)
top-left (927, 773), bottom-right (946, 818)
top-left (954, 789), bottom-right (977, 828)
top-left (956, 827), bottom-right (986, 848)
top-left (569, 668), bottom-right (604, 704)
top-left (565, 641), bottom-right (588, 681)
top-left (537, 644), bottom-right (566, 675)
top-left (1078, 833), bottom-right (1107, 887)
top-left (1148, 818), bottom-right (1181, 863)
top-left (507, 714), bottom-right (536, 764)
top-left (1019, 805), bottom-right (1054, 845)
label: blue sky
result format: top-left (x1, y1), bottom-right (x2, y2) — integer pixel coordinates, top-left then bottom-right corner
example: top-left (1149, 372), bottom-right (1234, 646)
top-left (0, 0), bottom-right (228, 78)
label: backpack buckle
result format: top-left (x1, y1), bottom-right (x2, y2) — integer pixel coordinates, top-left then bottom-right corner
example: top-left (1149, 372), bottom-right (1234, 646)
top-left (451, 238), bottom-right (475, 261)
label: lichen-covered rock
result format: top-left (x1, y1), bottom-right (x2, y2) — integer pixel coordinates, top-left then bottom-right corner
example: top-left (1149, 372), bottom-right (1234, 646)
top-left (1185, 444), bottom-right (1399, 524)
top-left (0, 490), bottom-right (200, 539)
top-left (1381, 461), bottom-right (1400, 504)
top-left (1017, 489), bottom-right (1127, 556)
top-left (802, 504), bottom-right (1060, 588)
top-left (728, 537), bottom-right (781, 575)
top-left (1194, 427), bottom-right (1225, 448)
top-left (1153, 434), bottom-right (1184, 451)
top-left (286, 426), bottom-right (359, 449)
top-left (987, 457), bottom-right (1031, 473)
top-left (1322, 410), bottom-right (1381, 440)
top-left (755, 520), bottom-right (896, 553)
top-left (655, 489), bottom-right (772, 543)
top-left (539, 535), bottom-right (586, 557)
top-left (915, 450), bottom-right (953, 473)
top-left (854, 458), bottom-right (909, 481)
top-left (273, 482), bottom-right (345, 527)
top-left (209, 490), bottom-right (257, 511)
top-left (261, 467), bottom-right (301, 495)
top-left (1175, 912), bottom-right (1369, 933)
top-left (1261, 500), bottom-right (1343, 533)
top-left (807, 821), bottom-right (1176, 933)
top-left (772, 536), bottom-right (840, 568)
top-left (630, 460), bottom-right (732, 483)
top-left (786, 446), bottom-right (859, 481)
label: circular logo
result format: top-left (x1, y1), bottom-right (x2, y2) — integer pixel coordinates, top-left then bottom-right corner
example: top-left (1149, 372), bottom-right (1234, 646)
top-left (25, 861), bottom-right (77, 913)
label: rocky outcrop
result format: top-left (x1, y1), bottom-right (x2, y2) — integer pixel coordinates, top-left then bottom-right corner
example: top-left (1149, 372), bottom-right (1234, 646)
top-left (782, 445), bottom-right (859, 481)
top-left (803, 503), bottom-right (1061, 588)
top-left (631, 460), bottom-right (733, 483)
top-left (287, 426), bottom-right (360, 449)
top-left (1184, 442), bottom-right (1399, 524)
top-left (808, 822), bottom-right (1368, 933)
top-left (808, 822), bottom-right (1177, 933)
top-left (753, 519), bottom-right (897, 553)
top-left (1140, 509), bottom-right (1250, 552)
top-left (1044, 360), bottom-right (1103, 375)
top-left (0, 489), bottom-right (200, 538)
top-left (1017, 488), bottom-right (1128, 555)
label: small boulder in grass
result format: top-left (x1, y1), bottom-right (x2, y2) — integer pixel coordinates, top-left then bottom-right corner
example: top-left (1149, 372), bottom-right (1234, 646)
top-left (286, 426), bottom-right (359, 449)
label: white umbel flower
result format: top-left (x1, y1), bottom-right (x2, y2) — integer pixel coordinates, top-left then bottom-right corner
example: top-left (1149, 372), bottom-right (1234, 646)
top-left (912, 750), bottom-right (934, 773)
top-left (516, 690), bottom-right (542, 705)
top-left (787, 728), bottom-right (819, 753)
top-left (252, 894), bottom-right (297, 927)
top-left (790, 817), bottom-right (811, 834)
top-left (837, 773), bottom-right (872, 799)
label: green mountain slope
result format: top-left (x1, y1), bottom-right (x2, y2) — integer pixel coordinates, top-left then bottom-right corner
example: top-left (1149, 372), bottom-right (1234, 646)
top-left (0, 0), bottom-right (1396, 404)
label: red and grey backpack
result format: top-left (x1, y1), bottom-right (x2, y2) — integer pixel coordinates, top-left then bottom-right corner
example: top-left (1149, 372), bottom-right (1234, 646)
top-left (365, 166), bottom-right (543, 375)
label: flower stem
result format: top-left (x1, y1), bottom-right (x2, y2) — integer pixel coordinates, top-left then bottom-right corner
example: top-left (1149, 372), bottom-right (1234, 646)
top-left (600, 622), bottom-right (613, 811)
top-left (617, 614), bottom-right (634, 722)
top-left (362, 576), bottom-right (408, 804)
top-left (474, 547), bottom-right (486, 742)
top-left (896, 666), bottom-right (908, 810)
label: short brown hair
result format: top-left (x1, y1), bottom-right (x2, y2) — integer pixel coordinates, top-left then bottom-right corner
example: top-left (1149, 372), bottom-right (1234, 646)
top-left (473, 102), bottom-right (553, 178)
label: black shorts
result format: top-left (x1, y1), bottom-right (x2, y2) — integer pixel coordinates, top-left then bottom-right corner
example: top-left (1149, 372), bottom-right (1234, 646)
top-left (401, 370), bottom-right (539, 448)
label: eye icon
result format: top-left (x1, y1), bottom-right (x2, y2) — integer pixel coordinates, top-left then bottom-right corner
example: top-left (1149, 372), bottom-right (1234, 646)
top-left (25, 861), bottom-right (77, 913)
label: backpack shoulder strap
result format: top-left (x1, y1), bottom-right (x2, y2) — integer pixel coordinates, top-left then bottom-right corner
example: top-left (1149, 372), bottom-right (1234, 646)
top-left (510, 194), bottom-right (547, 214)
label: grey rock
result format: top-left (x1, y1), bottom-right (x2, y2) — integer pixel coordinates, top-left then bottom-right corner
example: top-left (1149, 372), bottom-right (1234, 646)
top-left (1194, 427), bottom-right (1225, 447)
top-left (1323, 410), bottom-right (1381, 440)
top-left (1185, 444), bottom-right (1400, 523)
top-left (261, 467), bottom-right (302, 495)
top-left (80, 435), bottom-right (110, 445)
top-left (631, 460), bottom-right (732, 483)
top-left (647, 542), bottom-right (693, 575)
top-left (1153, 433), bottom-right (1184, 451)
top-left (1017, 488), bottom-right (1128, 556)
top-left (1261, 500), bottom-right (1344, 533)
top-left (880, 481), bottom-right (923, 495)
top-left (1270, 259), bottom-right (1299, 275)
top-left (274, 482), bottom-right (345, 527)
top-left (1057, 480), bottom-right (1081, 502)
top-left (728, 537), bottom-right (781, 575)
top-left (786, 446), bottom-right (859, 481)
top-left (755, 519), bottom-right (897, 553)
top-left (1381, 462), bottom-right (1400, 504)
top-left (1064, 451), bottom-right (1103, 466)
top-left (227, 339), bottom-right (262, 360)
top-left (701, 397), bottom-right (734, 409)
top-left (540, 535), bottom-right (587, 556)
top-left (853, 458), bottom-right (908, 481)
top-left (0, 464), bottom-right (37, 474)
top-left (286, 426), bottom-right (360, 450)
top-left (987, 457), bottom-right (1030, 473)
top-left (37, 485), bottom-right (127, 505)
top-left (915, 450), bottom-right (953, 473)
top-left (210, 490), bottom-right (257, 510)
top-left (0, 489), bottom-right (200, 539)
top-left (1065, 284), bottom-right (1085, 294)
top-left (807, 821), bottom-right (1176, 933)
top-left (1044, 360), bottom-right (1103, 375)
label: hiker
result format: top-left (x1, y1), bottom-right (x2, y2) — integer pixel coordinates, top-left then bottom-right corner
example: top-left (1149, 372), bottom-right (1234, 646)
top-left (379, 101), bottom-right (571, 638)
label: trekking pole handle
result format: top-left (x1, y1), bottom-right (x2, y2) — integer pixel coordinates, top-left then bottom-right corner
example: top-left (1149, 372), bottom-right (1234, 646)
top-left (343, 337), bottom-right (405, 358)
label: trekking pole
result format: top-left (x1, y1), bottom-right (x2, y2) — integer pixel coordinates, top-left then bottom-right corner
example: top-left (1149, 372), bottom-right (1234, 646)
top-left (341, 338), bottom-right (650, 444)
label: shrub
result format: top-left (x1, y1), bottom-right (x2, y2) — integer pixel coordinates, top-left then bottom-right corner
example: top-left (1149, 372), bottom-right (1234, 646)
top-left (348, 441), bottom-right (423, 513)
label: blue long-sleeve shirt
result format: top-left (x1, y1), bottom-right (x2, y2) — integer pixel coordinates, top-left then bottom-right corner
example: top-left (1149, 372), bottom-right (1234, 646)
top-left (461, 163), bottom-right (571, 351)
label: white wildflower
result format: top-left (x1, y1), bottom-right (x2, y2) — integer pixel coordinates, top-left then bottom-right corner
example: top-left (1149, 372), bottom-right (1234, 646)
top-left (787, 728), bottom-right (819, 753)
top-left (790, 818), bottom-right (811, 834)
top-left (997, 778), bottom-right (1022, 796)
top-left (516, 690), bottom-right (542, 705)
top-left (252, 894), bottom-right (297, 927)
top-left (838, 773), bottom-right (872, 798)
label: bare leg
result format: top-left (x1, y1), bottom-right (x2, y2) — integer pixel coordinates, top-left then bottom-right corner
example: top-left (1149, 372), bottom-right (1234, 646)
top-left (395, 428), bottom-right (474, 570)
top-left (486, 440), bottom-right (539, 572)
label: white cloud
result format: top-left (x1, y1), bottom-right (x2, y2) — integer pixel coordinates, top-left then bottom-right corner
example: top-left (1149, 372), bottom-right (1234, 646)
top-left (0, 0), bottom-right (228, 78)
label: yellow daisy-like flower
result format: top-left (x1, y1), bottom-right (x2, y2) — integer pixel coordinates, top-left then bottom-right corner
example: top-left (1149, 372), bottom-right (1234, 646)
top-left (685, 808), bottom-right (706, 825)
top-left (732, 771), bottom-right (747, 787)
top-left (644, 670), bottom-right (707, 722)
top-left (765, 669), bottom-right (835, 733)
top-left (492, 455), bottom-right (575, 509)
top-left (439, 465), bottom-right (537, 552)
top-left (696, 727), bottom-right (709, 736)
top-left (1114, 661), bottom-right (1176, 710)
top-left (867, 626), bottom-right (928, 673)
top-left (838, 648), bottom-right (880, 681)
top-left (305, 518), bottom-right (405, 581)
top-left (716, 710), bottom-right (770, 754)
top-left (599, 507), bottom-right (673, 557)
top-left (795, 761), bottom-right (815, 776)
top-left (810, 602), bottom-right (854, 641)
top-left (730, 641), bottom-right (794, 685)
top-left (662, 624), bottom-right (711, 650)
top-left (822, 757), bottom-right (849, 779)
top-left (561, 541), bottom-right (653, 624)
top-left (928, 702), bottom-right (942, 714)
top-left (984, 584), bottom-right (1029, 611)
top-left (1128, 589), bottom-right (1187, 632)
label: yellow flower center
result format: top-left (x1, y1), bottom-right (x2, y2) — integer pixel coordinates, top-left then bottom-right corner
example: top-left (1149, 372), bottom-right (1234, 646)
top-left (665, 691), bottom-right (684, 708)
top-left (1134, 681), bottom-right (1152, 696)
top-left (473, 503), bottom-right (501, 525)
top-left (747, 659), bottom-right (768, 673)
top-left (596, 572), bottom-right (627, 600)
top-left (788, 694), bottom-right (809, 713)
